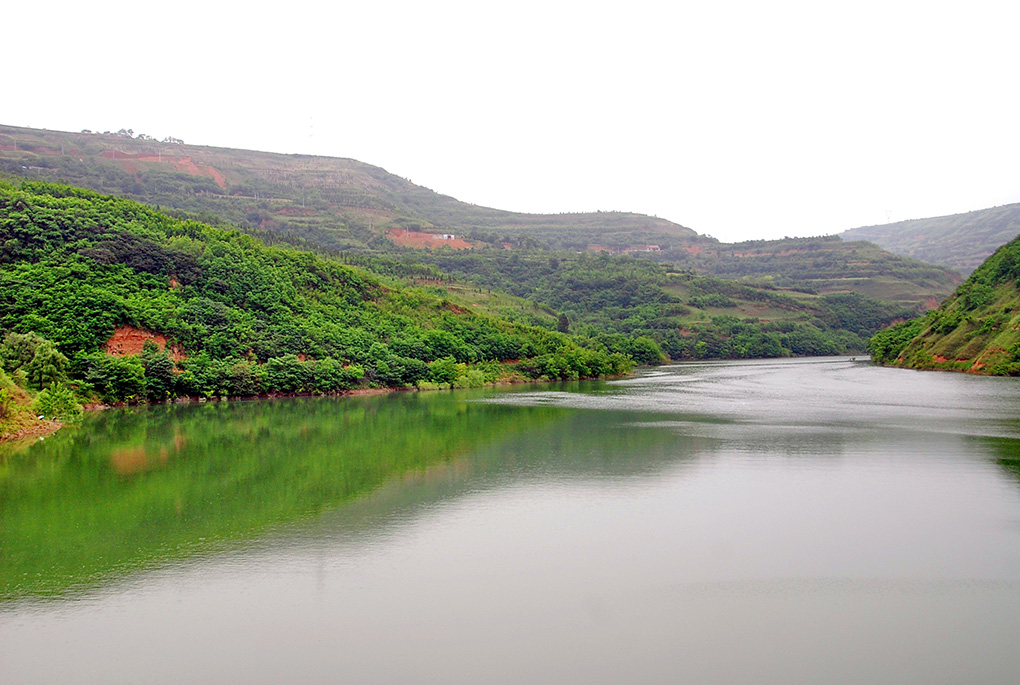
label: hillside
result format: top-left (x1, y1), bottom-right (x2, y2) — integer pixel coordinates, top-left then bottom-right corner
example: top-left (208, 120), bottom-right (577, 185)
top-left (868, 232), bottom-right (1020, 375)
top-left (840, 204), bottom-right (1020, 275)
top-left (650, 235), bottom-right (961, 308)
top-left (421, 249), bottom-right (913, 360)
top-left (0, 180), bottom-right (635, 418)
top-left (0, 124), bottom-right (962, 310)
top-left (0, 124), bottom-right (698, 252)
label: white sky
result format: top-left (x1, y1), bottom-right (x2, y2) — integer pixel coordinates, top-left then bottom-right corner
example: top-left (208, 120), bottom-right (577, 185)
top-left (5, 1), bottom-right (1019, 243)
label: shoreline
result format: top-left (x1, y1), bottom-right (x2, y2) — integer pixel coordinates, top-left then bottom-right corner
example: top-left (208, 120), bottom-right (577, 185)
top-left (0, 417), bottom-right (64, 447)
top-left (0, 374), bottom-right (619, 449)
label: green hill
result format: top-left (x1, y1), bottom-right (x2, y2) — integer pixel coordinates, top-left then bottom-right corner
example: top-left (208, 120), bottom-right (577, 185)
top-left (652, 235), bottom-right (961, 309)
top-left (421, 248), bottom-right (915, 360)
top-left (869, 231), bottom-right (1020, 374)
top-left (0, 179), bottom-right (635, 415)
top-left (840, 204), bottom-right (1020, 275)
top-left (0, 124), bottom-right (961, 310)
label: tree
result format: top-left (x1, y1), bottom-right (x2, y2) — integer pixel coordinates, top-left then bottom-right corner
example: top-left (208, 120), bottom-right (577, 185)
top-left (144, 353), bottom-right (176, 401)
top-left (0, 332), bottom-right (70, 389)
top-left (557, 313), bottom-right (570, 333)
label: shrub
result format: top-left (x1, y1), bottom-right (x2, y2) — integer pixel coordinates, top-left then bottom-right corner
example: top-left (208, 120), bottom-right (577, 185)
top-left (33, 382), bottom-right (83, 422)
top-left (0, 387), bottom-right (11, 420)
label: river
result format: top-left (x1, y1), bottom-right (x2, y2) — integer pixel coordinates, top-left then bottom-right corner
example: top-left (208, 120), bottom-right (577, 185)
top-left (3, 357), bottom-right (1020, 683)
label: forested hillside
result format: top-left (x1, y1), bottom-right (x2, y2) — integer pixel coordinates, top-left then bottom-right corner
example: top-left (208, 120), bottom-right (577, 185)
top-left (419, 248), bottom-right (911, 360)
top-left (869, 231), bottom-right (1020, 374)
top-left (841, 204), bottom-right (1020, 275)
top-left (0, 180), bottom-right (636, 437)
top-left (0, 124), bottom-right (961, 312)
top-left (0, 124), bottom-right (968, 401)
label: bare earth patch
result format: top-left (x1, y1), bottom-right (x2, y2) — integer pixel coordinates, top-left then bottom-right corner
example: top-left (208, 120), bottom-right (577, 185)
top-left (387, 229), bottom-right (473, 250)
top-left (105, 326), bottom-right (186, 361)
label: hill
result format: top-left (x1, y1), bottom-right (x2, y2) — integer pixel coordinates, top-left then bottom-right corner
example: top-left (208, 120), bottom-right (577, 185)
top-left (421, 249), bottom-right (913, 360)
top-left (649, 235), bottom-right (961, 309)
top-left (0, 179), bottom-right (635, 419)
top-left (0, 124), bottom-right (698, 252)
top-left (840, 204), bottom-right (1020, 275)
top-left (0, 124), bottom-right (962, 310)
top-left (868, 232), bottom-right (1020, 374)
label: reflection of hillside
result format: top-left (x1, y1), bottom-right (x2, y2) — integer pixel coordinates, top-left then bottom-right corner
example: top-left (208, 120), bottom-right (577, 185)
top-left (988, 437), bottom-right (1020, 479)
top-left (0, 390), bottom-right (569, 600)
top-left (241, 403), bottom-right (721, 554)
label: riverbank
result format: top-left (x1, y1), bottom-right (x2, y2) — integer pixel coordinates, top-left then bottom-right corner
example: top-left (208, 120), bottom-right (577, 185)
top-left (0, 372), bottom-right (629, 448)
top-left (0, 415), bottom-right (64, 447)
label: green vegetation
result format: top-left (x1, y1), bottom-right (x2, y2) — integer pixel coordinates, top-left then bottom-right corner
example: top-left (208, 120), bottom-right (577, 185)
top-left (842, 204), bottom-right (1020, 275)
top-left (0, 124), bottom-right (959, 374)
top-left (0, 124), bottom-right (959, 313)
top-left (869, 230), bottom-right (1020, 374)
top-left (417, 248), bottom-right (909, 360)
top-left (0, 180), bottom-right (635, 414)
top-left (652, 235), bottom-right (961, 308)
top-left (0, 368), bottom-right (33, 437)
top-left (0, 332), bottom-right (82, 439)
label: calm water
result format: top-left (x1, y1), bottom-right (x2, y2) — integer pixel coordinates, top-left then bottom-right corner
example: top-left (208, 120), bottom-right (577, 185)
top-left (3, 357), bottom-right (1020, 683)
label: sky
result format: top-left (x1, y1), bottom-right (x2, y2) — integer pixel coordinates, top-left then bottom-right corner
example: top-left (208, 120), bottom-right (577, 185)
top-left (4, 1), bottom-right (1019, 243)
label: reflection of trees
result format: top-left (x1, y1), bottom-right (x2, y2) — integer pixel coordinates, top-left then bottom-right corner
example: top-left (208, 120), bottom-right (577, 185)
top-left (981, 436), bottom-right (1020, 479)
top-left (0, 392), bottom-right (562, 600)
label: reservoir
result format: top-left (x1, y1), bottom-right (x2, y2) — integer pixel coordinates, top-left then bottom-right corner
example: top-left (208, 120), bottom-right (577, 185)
top-left (3, 357), bottom-right (1020, 683)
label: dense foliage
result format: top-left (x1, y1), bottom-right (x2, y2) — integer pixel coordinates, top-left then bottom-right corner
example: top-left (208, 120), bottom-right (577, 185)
top-left (0, 180), bottom-right (634, 407)
top-left (868, 231), bottom-right (1020, 374)
top-left (415, 248), bottom-right (908, 360)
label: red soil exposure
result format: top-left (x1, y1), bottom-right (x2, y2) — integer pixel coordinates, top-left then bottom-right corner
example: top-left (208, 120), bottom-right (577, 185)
top-left (100, 150), bottom-right (227, 188)
top-left (105, 326), bottom-right (186, 361)
top-left (444, 301), bottom-right (470, 315)
top-left (387, 229), bottom-right (473, 250)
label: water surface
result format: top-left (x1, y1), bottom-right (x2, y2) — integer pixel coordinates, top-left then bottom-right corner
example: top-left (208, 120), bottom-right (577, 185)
top-left (3, 358), bottom-right (1020, 683)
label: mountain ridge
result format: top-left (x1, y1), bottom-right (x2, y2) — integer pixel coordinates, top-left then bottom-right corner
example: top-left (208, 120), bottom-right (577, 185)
top-left (840, 203), bottom-right (1020, 275)
top-left (0, 124), bottom-right (699, 252)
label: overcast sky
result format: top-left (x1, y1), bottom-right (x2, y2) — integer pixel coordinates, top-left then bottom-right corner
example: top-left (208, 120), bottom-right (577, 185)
top-left (4, 1), bottom-right (1019, 243)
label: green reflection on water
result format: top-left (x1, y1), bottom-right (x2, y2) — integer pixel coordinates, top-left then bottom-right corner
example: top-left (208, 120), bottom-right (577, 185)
top-left (1, 389), bottom-right (573, 600)
top-left (979, 435), bottom-right (1020, 478)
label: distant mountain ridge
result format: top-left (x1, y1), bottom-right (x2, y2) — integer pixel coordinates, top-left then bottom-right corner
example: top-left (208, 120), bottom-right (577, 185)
top-left (0, 124), bottom-right (697, 252)
top-left (840, 204), bottom-right (1020, 275)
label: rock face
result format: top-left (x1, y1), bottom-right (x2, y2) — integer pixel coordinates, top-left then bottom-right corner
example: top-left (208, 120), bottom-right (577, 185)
top-left (105, 326), bottom-right (186, 361)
